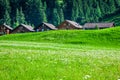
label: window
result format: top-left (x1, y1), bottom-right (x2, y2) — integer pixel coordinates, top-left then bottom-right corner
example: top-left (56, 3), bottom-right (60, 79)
top-left (63, 23), bottom-right (66, 26)
top-left (36, 29), bottom-right (39, 32)
top-left (68, 23), bottom-right (70, 26)
top-left (42, 29), bottom-right (44, 32)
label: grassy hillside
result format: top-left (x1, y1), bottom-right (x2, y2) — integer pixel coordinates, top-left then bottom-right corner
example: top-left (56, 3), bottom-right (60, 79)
top-left (0, 27), bottom-right (120, 80)
top-left (0, 27), bottom-right (120, 47)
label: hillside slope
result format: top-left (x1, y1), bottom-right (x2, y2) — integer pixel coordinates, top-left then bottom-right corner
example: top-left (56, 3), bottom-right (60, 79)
top-left (0, 27), bottom-right (120, 47)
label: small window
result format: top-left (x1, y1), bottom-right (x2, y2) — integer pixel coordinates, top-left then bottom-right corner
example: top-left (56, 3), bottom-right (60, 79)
top-left (63, 23), bottom-right (66, 26)
top-left (36, 29), bottom-right (39, 32)
top-left (42, 29), bottom-right (44, 32)
top-left (68, 23), bottom-right (70, 26)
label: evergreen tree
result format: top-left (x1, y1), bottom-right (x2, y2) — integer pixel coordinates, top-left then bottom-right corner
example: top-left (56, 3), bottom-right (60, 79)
top-left (63, 0), bottom-right (73, 20)
top-left (94, 2), bottom-right (102, 22)
top-left (52, 8), bottom-right (60, 26)
top-left (0, 0), bottom-right (120, 26)
top-left (4, 10), bottom-right (11, 25)
top-left (55, 0), bottom-right (64, 23)
top-left (59, 9), bottom-right (64, 23)
top-left (19, 8), bottom-right (26, 24)
top-left (41, 2), bottom-right (47, 22)
top-left (82, 0), bottom-right (91, 22)
top-left (114, 0), bottom-right (120, 8)
top-left (13, 8), bottom-right (26, 28)
top-left (108, 0), bottom-right (116, 13)
top-left (25, 0), bottom-right (47, 26)
top-left (71, 0), bottom-right (79, 21)
top-left (16, 8), bottom-right (26, 24)
top-left (0, 0), bottom-right (11, 25)
top-left (76, 0), bottom-right (84, 24)
top-left (99, 0), bottom-right (106, 15)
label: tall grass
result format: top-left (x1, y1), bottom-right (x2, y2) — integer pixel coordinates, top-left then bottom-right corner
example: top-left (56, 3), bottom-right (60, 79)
top-left (0, 41), bottom-right (120, 80)
top-left (0, 27), bottom-right (120, 80)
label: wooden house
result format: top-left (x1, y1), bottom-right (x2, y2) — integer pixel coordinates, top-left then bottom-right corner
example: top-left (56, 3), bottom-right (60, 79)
top-left (0, 23), bottom-right (13, 35)
top-left (12, 24), bottom-right (34, 33)
top-left (83, 23), bottom-right (115, 30)
top-left (58, 20), bottom-right (82, 30)
top-left (34, 22), bottom-right (57, 32)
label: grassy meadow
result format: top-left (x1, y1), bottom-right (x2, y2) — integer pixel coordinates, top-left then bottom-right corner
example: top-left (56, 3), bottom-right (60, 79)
top-left (0, 27), bottom-right (120, 80)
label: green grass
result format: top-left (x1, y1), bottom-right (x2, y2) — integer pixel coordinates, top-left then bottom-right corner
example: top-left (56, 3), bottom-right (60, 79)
top-left (0, 27), bottom-right (120, 47)
top-left (0, 27), bottom-right (120, 80)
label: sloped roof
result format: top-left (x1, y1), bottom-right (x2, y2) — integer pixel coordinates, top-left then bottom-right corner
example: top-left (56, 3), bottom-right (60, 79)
top-left (66, 20), bottom-right (82, 28)
top-left (42, 22), bottom-right (57, 30)
top-left (83, 23), bottom-right (115, 28)
top-left (20, 24), bottom-right (34, 31)
top-left (2, 23), bottom-right (13, 30)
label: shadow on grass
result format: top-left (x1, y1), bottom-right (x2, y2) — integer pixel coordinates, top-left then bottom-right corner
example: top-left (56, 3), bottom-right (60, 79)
top-left (66, 41), bottom-right (87, 45)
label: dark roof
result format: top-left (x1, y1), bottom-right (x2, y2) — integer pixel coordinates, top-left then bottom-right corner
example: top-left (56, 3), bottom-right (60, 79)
top-left (43, 22), bottom-right (57, 30)
top-left (83, 23), bottom-right (115, 28)
top-left (35, 22), bottom-right (57, 30)
top-left (20, 24), bottom-right (34, 31)
top-left (66, 20), bottom-right (82, 28)
top-left (1, 23), bottom-right (13, 30)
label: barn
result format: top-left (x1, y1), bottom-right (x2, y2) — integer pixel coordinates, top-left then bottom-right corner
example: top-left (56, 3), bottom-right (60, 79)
top-left (34, 22), bottom-right (57, 32)
top-left (83, 23), bottom-right (115, 30)
top-left (0, 23), bottom-right (13, 35)
top-left (58, 20), bottom-right (82, 30)
top-left (12, 24), bottom-right (34, 33)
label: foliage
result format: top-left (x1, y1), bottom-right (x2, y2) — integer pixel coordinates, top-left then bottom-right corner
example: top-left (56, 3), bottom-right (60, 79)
top-left (4, 10), bottom-right (11, 26)
top-left (101, 10), bottom-right (120, 26)
top-left (0, 0), bottom-right (120, 27)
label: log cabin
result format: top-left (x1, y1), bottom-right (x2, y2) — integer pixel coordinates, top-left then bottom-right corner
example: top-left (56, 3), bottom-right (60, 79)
top-left (58, 20), bottom-right (82, 30)
top-left (0, 23), bottom-right (13, 36)
top-left (83, 23), bottom-right (115, 30)
top-left (12, 24), bottom-right (34, 33)
top-left (34, 22), bottom-right (57, 32)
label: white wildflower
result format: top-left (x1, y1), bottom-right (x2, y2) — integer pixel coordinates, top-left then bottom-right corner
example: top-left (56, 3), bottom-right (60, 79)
top-left (26, 56), bottom-right (32, 61)
top-left (84, 75), bottom-right (91, 79)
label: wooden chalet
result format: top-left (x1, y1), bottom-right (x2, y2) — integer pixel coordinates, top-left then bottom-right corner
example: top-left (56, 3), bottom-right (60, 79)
top-left (0, 23), bottom-right (13, 35)
top-left (83, 23), bottom-right (115, 30)
top-left (34, 22), bottom-right (57, 32)
top-left (58, 20), bottom-right (82, 30)
top-left (12, 24), bottom-right (34, 33)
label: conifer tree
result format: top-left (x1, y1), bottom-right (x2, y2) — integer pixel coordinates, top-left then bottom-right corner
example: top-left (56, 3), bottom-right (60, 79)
top-left (55, 0), bottom-right (64, 23)
top-left (114, 0), bottom-right (120, 7)
top-left (71, 0), bottom-right (79, 21)
top-left (0, 0), bottom-right (11, 25)
top-left (108, 0), bottom-right (116, 13)
top-left (16, 8), bottom-right (26, 24)
top-left (41, 2), bottom-right (47, 22)
top-left (4, 10), bottom-right (11, 25)
top-left (19, 8), bottom-right (26, 24)
top-left (0, 0), bottom-right (120, 26)
top-left (82, 0), bottom-right (90, 22)
top-left (59, 9), bottom-right (64, 23)
top-left (95, 2), bottom-right (102, 18)
top-left (52, 8), bottom-right (60, 26)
